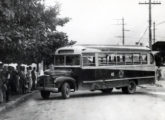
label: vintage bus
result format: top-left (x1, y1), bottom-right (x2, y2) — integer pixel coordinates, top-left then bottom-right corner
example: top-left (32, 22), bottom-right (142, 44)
top-left (37, 45), bottom-right (156, 99)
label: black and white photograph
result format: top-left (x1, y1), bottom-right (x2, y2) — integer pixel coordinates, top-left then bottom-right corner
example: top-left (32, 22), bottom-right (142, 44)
top-left (0, 0), bottom-right (165, 120)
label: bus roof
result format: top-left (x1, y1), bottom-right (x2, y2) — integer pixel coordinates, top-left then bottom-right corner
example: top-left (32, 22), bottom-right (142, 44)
top-left (55, 45), bottom-right (151, 55)
top-left (55, 46), bottom-right (101, 55)
top-left (78, 44), bottom-right (151, 51)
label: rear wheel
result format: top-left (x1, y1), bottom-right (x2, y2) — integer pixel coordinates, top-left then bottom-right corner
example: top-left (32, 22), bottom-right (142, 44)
top-left (101, 88), bottom-right (113, 94)
top-left (40, 91), bottom-right (50, 99)
top-left (122, 81), bottom-right (136, 94)
top-left (61, 82), bottom-right (71, 99)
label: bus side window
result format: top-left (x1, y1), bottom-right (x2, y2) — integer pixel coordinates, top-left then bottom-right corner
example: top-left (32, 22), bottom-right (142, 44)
top-left (117, 56), bottom-right (120, 62)
top-left (82, 53), bottom-right (95, 66)
top-left (66, 55), bottom-right (80, 65)
top-left (141, 54), bottom-right (147, 64)
top-left (133, 54), bottom-right (140, 65)
top-left (122, 56), bottom-right (125, 62)
top-left (108, 54), bottom-right (116, 65)
top-left (98, 53), bottom-right (107, 66)
top-left (55, 55), bottom-right (64, 65)
top-left (150, 53), bottom-right (154, 64)
top-left (109, 56), bottom-right (111, 62)
top-left (116, 54), bottom-right (125, 65)
top-left (125, 54), bottom-right (133, 65)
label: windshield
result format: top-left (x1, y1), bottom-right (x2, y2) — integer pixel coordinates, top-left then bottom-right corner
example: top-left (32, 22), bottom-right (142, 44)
top-left (55, 55), bottom-right (80, 66)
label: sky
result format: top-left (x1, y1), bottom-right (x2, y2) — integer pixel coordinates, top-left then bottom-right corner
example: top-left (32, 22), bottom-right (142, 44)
top-left (44, 0), bottom-right (165, 46)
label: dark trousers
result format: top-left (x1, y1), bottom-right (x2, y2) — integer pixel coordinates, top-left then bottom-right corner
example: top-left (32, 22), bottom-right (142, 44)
top-left (6, 84), bottom-right (10, 101)
top-left (6, 89), bottom-right (9, 101)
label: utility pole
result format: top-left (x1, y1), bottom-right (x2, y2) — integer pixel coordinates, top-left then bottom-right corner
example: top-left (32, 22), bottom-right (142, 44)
top-left (115, 17), bottom-right (129, 45)
top-left (139, 0), bottom-right (161, 49)
top-left (122, 18), bottom-right (125, 45)
top-left (153, 22), bottom-right (156, 43)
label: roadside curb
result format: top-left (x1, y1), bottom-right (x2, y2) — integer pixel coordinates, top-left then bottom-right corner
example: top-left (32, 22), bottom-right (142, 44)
top-left (0, 90), bottom-right (38, 113)
top-left (138, 84), bottom-right (165, 93)
top-left (138, 80), bottom-right (165, 89)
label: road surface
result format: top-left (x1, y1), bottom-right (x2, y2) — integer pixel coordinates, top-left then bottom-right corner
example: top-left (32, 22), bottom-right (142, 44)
top-left (1, 87), bottom-right (165, 120)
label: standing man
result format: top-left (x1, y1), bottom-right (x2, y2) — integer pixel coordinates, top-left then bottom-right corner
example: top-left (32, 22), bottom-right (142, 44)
top-left (31, 67), bottom-right (37, 90)
top-left (27, 66), bottom-right (32, 92)
top-left (2, 66), bottom-right (9, 102)
top-left (156, 66), bottom-right (162, 81)
top-left (19, 66), bottom-right (26, 94)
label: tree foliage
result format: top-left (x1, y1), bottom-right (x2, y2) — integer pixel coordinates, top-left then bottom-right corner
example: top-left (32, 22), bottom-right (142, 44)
top-left (0, 0), bottom-right (76, 65)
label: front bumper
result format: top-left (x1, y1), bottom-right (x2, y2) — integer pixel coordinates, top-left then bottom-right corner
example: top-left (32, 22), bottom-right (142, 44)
top-left (37, 87), bottom-right (59, 92)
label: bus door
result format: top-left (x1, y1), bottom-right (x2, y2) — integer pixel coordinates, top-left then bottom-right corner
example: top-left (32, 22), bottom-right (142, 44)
top-left (81, 53), bottom-right (96, 84)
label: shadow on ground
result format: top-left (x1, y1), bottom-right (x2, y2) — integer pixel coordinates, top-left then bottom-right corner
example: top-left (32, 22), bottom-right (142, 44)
top-left (36, 90), bottom-right (156, 101)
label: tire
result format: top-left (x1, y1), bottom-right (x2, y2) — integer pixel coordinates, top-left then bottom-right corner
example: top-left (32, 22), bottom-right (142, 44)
top-left (122, 81), bottom-right (136, 94)
top-left (40, 91), bottom-right (50, 99)
top-left (61, 82), bottom-right (71, 99)
top-left (101, 88), bottom-right (113, 94)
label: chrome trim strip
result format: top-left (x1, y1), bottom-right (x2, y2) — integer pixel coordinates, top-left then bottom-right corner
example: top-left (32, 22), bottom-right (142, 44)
top-left (83, 76), bottom-right (155, 84)
top-left (37, 87), bottom-right (58, 92)
top-left (82, 65), bottom-right (156, 71)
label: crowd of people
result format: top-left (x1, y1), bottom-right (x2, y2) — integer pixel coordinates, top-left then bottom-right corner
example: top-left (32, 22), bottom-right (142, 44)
top-left (0, 64), bottom-right (37, 104)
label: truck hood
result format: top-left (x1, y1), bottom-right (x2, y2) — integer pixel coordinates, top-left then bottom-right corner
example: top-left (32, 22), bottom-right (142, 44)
top-left (44, 69), bottom-right (72, 77)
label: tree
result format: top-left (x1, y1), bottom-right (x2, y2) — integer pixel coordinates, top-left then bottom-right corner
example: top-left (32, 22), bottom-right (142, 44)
top-left (0, 0), bottom-right (76, 65)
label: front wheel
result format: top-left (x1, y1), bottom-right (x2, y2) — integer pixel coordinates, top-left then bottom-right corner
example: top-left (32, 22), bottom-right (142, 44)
top-left (40, 91), bottom-right (50, 99)
top-left (61, 82), bottom-right (71, 99)
top-left (122, 81), bottom-right (136, 94)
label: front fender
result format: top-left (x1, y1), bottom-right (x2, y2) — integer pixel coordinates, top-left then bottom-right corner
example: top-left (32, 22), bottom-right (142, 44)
top-left (55, 76), bottom-right (77, 90)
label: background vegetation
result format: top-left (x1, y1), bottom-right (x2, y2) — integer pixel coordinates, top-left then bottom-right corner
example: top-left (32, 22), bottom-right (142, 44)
top-left (0, 0), bottom-right (76, 66)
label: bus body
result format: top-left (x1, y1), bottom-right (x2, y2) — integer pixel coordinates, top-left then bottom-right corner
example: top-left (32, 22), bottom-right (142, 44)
top-left (37, 45), bottom-right (156, 99)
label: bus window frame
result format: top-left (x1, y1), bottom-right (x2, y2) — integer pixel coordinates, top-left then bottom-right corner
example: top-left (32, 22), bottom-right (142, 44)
top-left (116, 53), bottom-right (125, 65)
top-left (54, 54), bottom-right (81, 67)
top-left (133, 53), bottom-right (141, 65)
top-left (82, 53), bottom-right (96, 66)
top-left (98, 53), bottom-right (108, 66)
top-left (95, 52), bottom-right (151, 66)
top-left (98, 52), bottom-right (118, 66)
top-left (125, 53), bottom-right (133, 65)
top-left (141, 53), bottom-right (148, 65)
top-left (150, 53), bottom-right (154, 64)
top-left (108, 53), bottom-right (117, 65)
top-left (54, 48), bottom-right (152, 68)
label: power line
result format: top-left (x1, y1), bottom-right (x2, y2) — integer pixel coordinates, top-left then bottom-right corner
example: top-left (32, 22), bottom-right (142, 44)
top-left (157, 21), bottom-right (165, 26)
top-left (156, 36), bottom-right (165, 38)
top-left (137, 27), bottom-right (148, 44)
